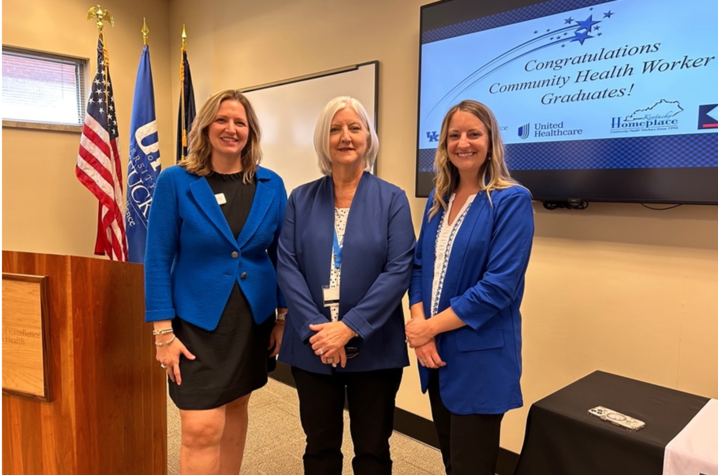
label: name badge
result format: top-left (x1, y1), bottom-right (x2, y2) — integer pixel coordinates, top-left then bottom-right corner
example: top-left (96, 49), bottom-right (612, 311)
top-left (215, 193), bottom-right (227, 205)
top-left (322, 286), bottom-right (339, 307)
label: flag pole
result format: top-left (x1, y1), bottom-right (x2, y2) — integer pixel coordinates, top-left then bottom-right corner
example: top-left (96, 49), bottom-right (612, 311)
top-left (142, 17), bottom-right (149, 46)
top-left (180, 25), bottom-right (187, 160)
top-left (87, 5), bottom-right (114, 128)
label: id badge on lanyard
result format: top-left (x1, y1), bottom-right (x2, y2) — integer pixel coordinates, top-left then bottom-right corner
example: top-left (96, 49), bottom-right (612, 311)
top-left (324, 226), bottom-right (343, 308)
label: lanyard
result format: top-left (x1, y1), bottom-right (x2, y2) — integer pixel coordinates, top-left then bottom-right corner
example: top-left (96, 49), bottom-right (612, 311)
top-left (332, 227), bottom-right (343, 269)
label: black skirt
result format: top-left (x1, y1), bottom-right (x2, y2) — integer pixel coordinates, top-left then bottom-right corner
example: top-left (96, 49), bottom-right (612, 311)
top-left (169, 286), bottom-right (275, 410)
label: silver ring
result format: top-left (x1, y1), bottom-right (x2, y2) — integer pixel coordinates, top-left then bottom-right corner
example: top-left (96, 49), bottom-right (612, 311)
top-left (327, 357), bottom-right (334, 364)
top-left (421, 359), bottom-right (428, 365)
top-left (160, 363), bottom-right (166, 369)
top-left (318, 348), bottom-right (324, 355)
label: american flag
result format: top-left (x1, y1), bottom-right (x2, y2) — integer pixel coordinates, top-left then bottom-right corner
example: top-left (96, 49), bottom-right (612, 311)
top-left (76, 36), bottom-right (127, 261)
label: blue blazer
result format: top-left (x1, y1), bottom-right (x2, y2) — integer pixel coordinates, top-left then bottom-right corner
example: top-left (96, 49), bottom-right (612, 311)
top-left (144, 165), bottom-right (287, 330)
top-left (409, 186), bottom-right (534, 414)
top-left (277, 172), bottom-right (415, 374)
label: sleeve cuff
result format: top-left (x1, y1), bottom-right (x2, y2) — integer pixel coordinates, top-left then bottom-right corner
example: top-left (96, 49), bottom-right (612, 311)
top-left (341, 308), bottom-right (372, 341)
top-left (145, 309), bottom-right (176, 323)
top-left (299, 315), bottom-right (331, 342)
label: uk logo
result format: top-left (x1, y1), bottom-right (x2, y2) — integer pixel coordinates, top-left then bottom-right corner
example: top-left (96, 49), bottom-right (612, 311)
top-left (697, 104), bottom-right (718, 129)
top-left (518, 123), bottom-right (530, 139)
top-left (426, 131), bottom-right (439, 142)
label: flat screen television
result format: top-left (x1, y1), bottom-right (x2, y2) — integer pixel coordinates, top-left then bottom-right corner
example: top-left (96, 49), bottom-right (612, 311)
top-left (416, 0), bottom-right (718, 205)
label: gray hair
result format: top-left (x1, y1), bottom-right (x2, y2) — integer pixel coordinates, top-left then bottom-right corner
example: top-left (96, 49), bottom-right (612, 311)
top-left (313, 96), bottom-right (379, 175)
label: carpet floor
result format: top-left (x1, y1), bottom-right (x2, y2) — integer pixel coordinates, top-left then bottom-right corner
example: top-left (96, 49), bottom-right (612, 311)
top-left (166, 378), bottom-right (446, 474)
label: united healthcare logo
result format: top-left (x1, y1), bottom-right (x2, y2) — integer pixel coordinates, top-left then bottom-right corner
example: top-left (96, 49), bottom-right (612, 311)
top-left (518, 123), bottom-right (530, 140)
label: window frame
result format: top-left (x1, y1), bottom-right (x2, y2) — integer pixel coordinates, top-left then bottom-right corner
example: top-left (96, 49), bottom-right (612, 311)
top-left (2, 45), bottom-right (89, 133)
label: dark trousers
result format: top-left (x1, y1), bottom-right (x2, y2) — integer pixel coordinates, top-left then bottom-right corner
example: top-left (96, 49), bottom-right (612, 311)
top-left (428, 371), bottom-right (504, 475)
top-left (291, 366), bottom-right (403, 475)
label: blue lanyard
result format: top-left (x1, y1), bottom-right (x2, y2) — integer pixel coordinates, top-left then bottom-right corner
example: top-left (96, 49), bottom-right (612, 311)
top-left (332, 227), bottom-right (343, 269)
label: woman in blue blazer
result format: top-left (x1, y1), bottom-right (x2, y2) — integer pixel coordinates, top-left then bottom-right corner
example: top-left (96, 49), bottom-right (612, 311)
top-left (405, 100), bottom-right (534, 475)
top-left (145, 90), bottom-right (287, 474)
top-left (277, 97), bottom-right (415, 475)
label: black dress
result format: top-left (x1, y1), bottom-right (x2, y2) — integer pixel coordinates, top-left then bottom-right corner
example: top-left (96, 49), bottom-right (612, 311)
top-left (168, 171), bottom-right (276, 410)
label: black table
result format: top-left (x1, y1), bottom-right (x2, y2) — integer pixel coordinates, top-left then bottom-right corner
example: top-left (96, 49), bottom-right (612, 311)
top-left (513, 371), bottom-right (710, 475)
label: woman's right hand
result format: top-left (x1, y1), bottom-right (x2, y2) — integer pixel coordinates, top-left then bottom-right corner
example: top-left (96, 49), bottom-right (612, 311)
top-left (414, 339), bottom-right (445, 370)
top-left (155, 334), bottom-right (196, 385)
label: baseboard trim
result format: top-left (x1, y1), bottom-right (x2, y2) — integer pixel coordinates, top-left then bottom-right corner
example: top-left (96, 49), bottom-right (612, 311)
top-left (270, 362), bottom-right (519, 475)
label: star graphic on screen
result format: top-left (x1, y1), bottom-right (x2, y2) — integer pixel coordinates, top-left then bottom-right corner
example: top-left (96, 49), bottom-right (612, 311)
top-left (564, 17), bottom-right (573, 24)
top-left (576, 15), bottom-right (600, 33)
top-left (604, 11), bottom-right (614, 18)
top-left (571, 31), bottom-right (593, 45)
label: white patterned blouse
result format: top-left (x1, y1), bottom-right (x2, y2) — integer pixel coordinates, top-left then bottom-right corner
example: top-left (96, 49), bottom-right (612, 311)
top-left (430, 193), bottom-right (477, 317)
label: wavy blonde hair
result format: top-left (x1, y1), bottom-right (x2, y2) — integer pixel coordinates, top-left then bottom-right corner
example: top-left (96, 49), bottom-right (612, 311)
top-left (179, 89), bottom-right (262, 183)
top-left (429, 100), bottom-right (518, 219)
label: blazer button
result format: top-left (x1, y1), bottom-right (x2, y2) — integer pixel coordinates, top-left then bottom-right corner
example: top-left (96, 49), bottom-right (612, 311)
top-left (231, 251), bottom-right (239, 258)
top-left (240, 272), bottom-right (248, 279)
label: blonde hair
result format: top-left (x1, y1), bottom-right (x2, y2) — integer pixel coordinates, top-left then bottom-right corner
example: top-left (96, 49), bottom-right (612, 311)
top-left (180, 89), bottom-right (262, 183)
top-left (429, 100), bottom-right (518, 219)
top-left (313, 96), bottom-right (379, 175)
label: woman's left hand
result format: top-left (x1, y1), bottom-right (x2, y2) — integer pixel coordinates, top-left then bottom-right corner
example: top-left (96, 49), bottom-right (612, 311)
top-left (320, 346), bottom-right (347, 368)
top-left (268, 321), bottom-right (284, 357)
top-left (309, 321), bottom-right (355, 360)
top-left (405, 317), bottom-right (436, 348)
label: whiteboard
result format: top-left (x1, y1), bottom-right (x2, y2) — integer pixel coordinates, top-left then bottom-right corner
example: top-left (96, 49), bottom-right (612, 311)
top-left (243, 62), bottom-right (378, 194)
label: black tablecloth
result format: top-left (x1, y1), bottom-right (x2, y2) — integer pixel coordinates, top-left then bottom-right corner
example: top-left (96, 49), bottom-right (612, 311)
top-left (513, 371), bottom-right (709, 475)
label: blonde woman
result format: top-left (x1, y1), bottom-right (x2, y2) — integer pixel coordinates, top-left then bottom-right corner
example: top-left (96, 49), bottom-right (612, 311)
top-left (145, 89), bottom-right (287, 474)
top-left (405, 100), bottom-right (534, 475)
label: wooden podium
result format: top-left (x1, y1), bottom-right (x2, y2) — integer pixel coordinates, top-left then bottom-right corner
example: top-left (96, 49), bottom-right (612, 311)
top-left (2, 251), bottom-right (166, 475)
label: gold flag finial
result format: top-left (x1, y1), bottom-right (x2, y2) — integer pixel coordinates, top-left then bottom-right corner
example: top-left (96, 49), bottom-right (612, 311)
top-left (181, 24), bottom-right (187, 51)
top-left (142, 18), bottom-right (149, 45)
top-left (87, 5), bottom-right (115, 35)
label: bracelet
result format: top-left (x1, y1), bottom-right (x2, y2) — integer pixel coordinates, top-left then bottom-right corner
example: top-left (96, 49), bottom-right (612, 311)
top-left (152, 328), bottom-right (174, 336)
top-left (154, 335), bottom-right (177, 347)
top-left (276, 312), bottom-right (287, 323)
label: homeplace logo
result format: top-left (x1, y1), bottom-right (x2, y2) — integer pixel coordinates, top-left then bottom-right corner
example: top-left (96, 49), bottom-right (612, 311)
top-left (610, 99), bottom-right (682, 134)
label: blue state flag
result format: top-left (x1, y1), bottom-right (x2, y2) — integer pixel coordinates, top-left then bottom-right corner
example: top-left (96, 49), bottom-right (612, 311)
top-left (126, 45), bottom-right (161, 263)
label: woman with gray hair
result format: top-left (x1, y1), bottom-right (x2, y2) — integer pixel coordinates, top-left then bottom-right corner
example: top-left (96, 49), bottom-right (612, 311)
top-left (277, 96), bottom-right (415, 475)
